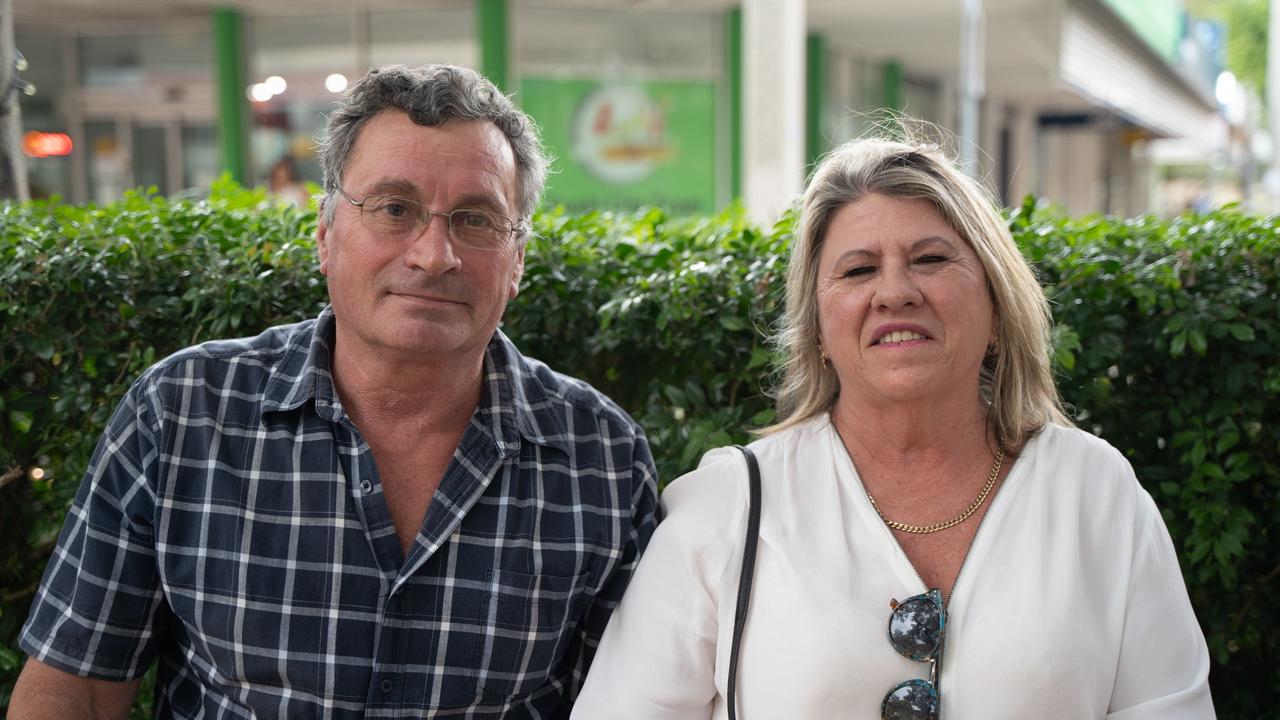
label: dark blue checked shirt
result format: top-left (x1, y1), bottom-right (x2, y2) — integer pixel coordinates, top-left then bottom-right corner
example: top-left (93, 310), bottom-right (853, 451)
top-left (20, 306), bottom-right (660, 719)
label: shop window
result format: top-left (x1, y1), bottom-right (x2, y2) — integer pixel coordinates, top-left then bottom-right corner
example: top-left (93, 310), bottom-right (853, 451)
top-left (79, 30), bottom-right (209, 87)
top-left (248, 13), bottom-right (355, 187)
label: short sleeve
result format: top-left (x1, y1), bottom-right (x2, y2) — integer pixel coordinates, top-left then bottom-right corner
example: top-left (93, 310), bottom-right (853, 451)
top-left (19, 379), bottom-right (168, 680)
top-left (572, 447), bottom-right (747, 720)
top-left (1105, 489), bottom-right (1216, 719)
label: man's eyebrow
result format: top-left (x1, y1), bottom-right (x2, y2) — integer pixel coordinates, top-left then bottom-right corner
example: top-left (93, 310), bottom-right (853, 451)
top-left (365, 178), bottom-right (418, 196)
top-left (361, 179), bottom-right (508, 212)
top-left (453, 192), bottom-right (509, 212)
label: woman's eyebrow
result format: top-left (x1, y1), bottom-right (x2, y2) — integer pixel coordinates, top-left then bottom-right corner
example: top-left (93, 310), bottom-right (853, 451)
top-left (910, 235), bottom-right (958, 252)
top-left (832, 248), bottom-right (876, 266)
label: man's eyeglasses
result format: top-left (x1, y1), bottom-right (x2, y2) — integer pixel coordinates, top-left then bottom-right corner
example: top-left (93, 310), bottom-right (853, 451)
top-left (334, 186), bottom-right (524, 251)
top-left (882, 589), bottom-right (945, 720)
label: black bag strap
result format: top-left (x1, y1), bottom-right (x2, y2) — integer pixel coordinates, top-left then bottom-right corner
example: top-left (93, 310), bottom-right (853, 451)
top-left (727, 444), bottom-right (761, 720)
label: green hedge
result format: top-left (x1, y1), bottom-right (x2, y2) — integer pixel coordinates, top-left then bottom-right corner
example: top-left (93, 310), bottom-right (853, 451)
top-left (0, 184), bottom-right (1276, 715)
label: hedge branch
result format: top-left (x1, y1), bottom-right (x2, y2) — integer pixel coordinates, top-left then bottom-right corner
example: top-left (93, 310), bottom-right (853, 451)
top-left (1231, 561), bottom-right (1280, 638)
top-left (0, 465), bottom-right (21, 489)
top-left (0, 580), bottom-right (38, 604)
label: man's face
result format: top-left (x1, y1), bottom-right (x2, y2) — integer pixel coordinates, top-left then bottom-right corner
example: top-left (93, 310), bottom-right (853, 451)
top-left (317, 111), bottom-right (524, 368)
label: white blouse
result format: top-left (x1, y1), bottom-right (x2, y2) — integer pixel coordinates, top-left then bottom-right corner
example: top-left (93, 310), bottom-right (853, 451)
top-left (573, 416), bottom-right (1214, 719)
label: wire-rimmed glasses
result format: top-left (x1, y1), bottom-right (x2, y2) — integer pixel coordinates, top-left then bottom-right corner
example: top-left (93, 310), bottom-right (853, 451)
top-left (334, 186), bottom-right (524, 251)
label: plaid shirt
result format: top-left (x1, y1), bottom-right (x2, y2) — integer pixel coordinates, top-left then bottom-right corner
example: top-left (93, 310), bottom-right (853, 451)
top-left (20, 307), bottom-right (660, 719)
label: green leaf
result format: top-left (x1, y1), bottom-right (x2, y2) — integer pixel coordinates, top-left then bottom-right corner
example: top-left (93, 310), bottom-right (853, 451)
top-left (1227, 323), bottom-right (1255, 342)
top-left (8, 410), bottom-right (33, 434)
top-left (1215, 432), bottom-right (1239, 455)
top-left (1188, 329), bottom-right (1207, 355)
top-left (747, 347), bottom-right (771, 370)
top-left (1189, 439), bottom-right (1207, 468)
top-left (1053, 344), bottom-right (1075, 371)
top-left (719, 316), bottom-right (746, 331)
top-left (1198, 463), bottom-right (1226, 481)
top-left (32, 338), bottom-right (55, 360)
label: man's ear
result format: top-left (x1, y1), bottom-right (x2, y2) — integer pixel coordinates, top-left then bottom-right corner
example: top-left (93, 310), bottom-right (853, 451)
top-left (316, 214), bottom-right (331, 275)
top-left (508, 239), bottom-right (526, 300)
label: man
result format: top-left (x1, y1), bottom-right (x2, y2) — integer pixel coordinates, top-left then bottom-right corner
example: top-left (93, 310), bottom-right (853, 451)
top-left (11, 64), bottom-right (660, 718)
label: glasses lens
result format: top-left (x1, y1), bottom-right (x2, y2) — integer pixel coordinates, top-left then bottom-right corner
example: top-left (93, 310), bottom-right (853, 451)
top-left (888, 592), bottom-right (943, 661)
top-left (881, 679), bottom-right (939, 720)
top-left (449, 209), bottom-right (507, 248)
top-left (361, 196), bottom-right (420, 236)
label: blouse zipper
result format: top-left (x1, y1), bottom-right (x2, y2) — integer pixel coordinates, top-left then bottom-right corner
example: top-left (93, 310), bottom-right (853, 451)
top-left (933, 466), bottom-right (1012, 719)
top-left (887, 464), bottom-right (1013, 720)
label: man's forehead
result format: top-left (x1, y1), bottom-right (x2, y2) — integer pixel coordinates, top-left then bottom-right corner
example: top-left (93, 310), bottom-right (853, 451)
top-left (345, 112), bottom-right (518, 200)
top-left (352, 112), bottom-right (513, 166)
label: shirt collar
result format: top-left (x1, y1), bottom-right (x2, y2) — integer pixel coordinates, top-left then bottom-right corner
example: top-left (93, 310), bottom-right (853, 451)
top-left (477, 328), bottom-right (572, 456)
top-left (260, 306), bottom-right (338, 418)
top-left (261, 307), bottom-right (571, 454)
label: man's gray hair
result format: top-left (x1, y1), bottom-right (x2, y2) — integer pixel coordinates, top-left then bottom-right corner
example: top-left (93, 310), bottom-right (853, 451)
top-left (316, 64), bottom-right (548, 228)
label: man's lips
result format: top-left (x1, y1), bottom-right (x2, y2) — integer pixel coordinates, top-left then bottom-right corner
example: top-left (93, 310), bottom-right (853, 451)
top-left (390, 291), bottom-right (466, 305)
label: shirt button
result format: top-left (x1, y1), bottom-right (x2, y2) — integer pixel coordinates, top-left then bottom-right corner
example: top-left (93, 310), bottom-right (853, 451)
top-left (360, 480), bottom-right (373, 494)
top-left (380, 678), bottom-right (393, 694)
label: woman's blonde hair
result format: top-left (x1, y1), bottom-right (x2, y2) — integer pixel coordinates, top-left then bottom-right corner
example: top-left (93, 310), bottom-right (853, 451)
top-left (763, 131), bottom-right (1071, 450)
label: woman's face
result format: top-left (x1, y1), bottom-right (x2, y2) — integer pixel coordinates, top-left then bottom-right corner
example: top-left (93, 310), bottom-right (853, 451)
top-left (815, 193), bottom-right (995, 410)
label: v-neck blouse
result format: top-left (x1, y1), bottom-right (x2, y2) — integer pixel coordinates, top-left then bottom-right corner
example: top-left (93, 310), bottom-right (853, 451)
top-left (573, 415), bottom-right (1214, 719)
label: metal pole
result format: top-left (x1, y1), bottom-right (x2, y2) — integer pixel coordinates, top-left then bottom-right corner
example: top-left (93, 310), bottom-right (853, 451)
top-left (958, 0), bottom-right (985, 174)
top-left (0, 0), bottom-right (30, 200)
top-left (1269, 0), bottom-right (1280, 207)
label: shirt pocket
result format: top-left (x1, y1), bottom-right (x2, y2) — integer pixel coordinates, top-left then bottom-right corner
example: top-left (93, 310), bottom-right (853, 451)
top-left (472, 569), bottom-right (592, 700)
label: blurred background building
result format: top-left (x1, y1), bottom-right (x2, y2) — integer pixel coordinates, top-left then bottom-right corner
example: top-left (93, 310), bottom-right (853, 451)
top-left (9, 0), bottom-right (1272, 219)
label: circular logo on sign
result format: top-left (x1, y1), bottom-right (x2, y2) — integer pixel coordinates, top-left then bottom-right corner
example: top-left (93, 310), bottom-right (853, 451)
top-left (573, 84), bottom-right (672, 185)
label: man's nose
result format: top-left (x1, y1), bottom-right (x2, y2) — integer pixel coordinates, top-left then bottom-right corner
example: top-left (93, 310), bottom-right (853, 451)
top-left (403, 212), bottom-right (462, 275)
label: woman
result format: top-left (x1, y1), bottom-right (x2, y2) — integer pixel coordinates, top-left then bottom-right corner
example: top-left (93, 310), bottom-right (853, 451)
top-left (572, 137), bottom-right (1214, 718)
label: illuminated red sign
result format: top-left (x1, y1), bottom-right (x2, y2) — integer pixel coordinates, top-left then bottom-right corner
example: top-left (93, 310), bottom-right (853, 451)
top-left (23, 131), bottom-right (74, 158)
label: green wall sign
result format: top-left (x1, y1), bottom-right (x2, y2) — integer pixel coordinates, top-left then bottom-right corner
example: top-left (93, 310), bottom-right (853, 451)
top-left (1100, 0), bottom-right (1181, 63)
top-left (519, 77), bottom-right (717, 215)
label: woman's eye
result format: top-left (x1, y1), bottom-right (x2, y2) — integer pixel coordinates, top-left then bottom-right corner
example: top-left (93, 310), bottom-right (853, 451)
top-left (916, 254), bottom-right (948, 264)
top-left (843, 266), bottom-right (874, 278)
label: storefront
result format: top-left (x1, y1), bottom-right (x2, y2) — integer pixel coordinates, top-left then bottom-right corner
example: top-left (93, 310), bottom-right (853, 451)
top-left (12, 0), bottom-right (1228, 216)
top-left (15, 2), bottom-right (735, 211)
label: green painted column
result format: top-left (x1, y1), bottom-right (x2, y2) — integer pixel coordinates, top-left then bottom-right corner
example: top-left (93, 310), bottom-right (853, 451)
top-left (214, 8), bottom-right (247, 184)
top-left (477, 0), bottom-right (508, 91)
top-left (806, 33), bottom-right (826, 169)
top-left (883, 60), bottom-right (903, 114)
top-left (726, 7), bottom-right (742, 201)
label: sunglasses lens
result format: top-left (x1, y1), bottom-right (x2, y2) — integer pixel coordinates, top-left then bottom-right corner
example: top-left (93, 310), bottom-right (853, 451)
top-left (888, 594), bottom-right (943, 661)
top-left (881, 679), bottom-right (940, 720)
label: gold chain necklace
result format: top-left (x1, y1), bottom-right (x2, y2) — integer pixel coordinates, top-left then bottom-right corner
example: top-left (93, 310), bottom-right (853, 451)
top-left (867, 448), bottom-right (1005, 534)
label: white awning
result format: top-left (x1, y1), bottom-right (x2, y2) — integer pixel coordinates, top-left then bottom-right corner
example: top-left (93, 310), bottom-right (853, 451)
top-left (1059, 2), bottom-right (1219, 148)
